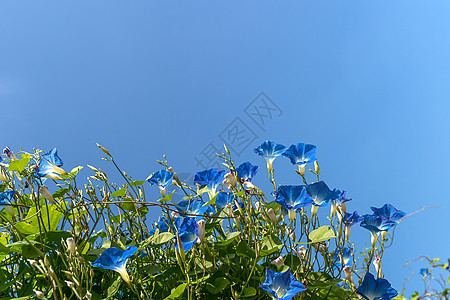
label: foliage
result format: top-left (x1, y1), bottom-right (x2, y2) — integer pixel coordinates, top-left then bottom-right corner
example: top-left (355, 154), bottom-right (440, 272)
top-left (0, 142), bottom-right (419, 299)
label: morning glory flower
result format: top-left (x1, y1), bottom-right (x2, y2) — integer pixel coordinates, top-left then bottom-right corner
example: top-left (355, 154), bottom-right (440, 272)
top-left (176, 217), bottom-right (199, 252)
top-left (176, 199), bottom-right (211, 218)
top-left (357, 272), bottom-right (398, 300)
top-left (370, 204), bottom-right (406, 223)
top-left (235, 161), bottom-right (258, 188)
top-left (147, 169), bottom-right (174, 197)
top-left (282, 143), bottom-right (317, 176)
top-left (215, 191), bottom-right (234, 209)
top-left (254, 141), bottom-right (287, 172)
top-left (0, 190), bottom-right (15, 216)
top-left (342, 211), bottom-right (363, 239)
top-left (360, 214), bottom-right (396, 247)
top-left (333, 247), bottom-right (353, 269)
top-left (35, 148), bottom-right (67, 180)
top-left (419, 268), bottom-right (430, 277)
top-left (330, 189), bottom-right (351, 217)
top-left (259, 268), bottom-right (306, 300)
top-left (305, 181), bottom-right (340, 216)
top-left (193, 169), bottom-right (226, 199)
top-left (3, 147), bottom-right (18, 161)
top-left (275, 185), bottom-right (313, 221)
top-left (91, 246), bottom-right (138, 284)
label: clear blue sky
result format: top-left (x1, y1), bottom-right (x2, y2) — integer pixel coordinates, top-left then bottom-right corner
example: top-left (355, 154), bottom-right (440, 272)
top-left (2, 1), bottom-right (449, 292)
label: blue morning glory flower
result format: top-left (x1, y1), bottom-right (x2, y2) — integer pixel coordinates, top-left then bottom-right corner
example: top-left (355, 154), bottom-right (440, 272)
top-left (176, 199), bottom-right (211, 218)
top-left (176, 217), bottom-right (199, 252)
top-left (330, 188), bottom-right (351, 217)
top-left (360, 214), bottom-right (396, 247)
top-left (305, 181), bottom-right (340, 215)
top-left (254, 141), bottom-right (287, 172)
top-left (275, 185), bottom-right (313, 211)
top-left (419, 268), bottom-right (430, 277)
top-left (282, 143), bottom-right (317, 166)
top-left (357, 272), bottom-right (398, 300)
top-left (259, 268), bottom-right (306, 300)
top-left (342, 211), bottom-right (363, 238)
top-left (92, 246), bottom-right (138, 284)
top-left (236, 161), bottom-right (258, 187)
top-left (370, 204), bottom-right (406, 223)
top-left (333, 247), bottom-right (353, 269)
top-left (147, 169), bottom-right (174, 197)
top-left (193, 169), bottom-right (226, 198)
top-left (215, 192), bottom-right (234, 209)
top-left (35, 148), bottom-right (67, 180)
top-left (0, 190), bottom-right (15, 216)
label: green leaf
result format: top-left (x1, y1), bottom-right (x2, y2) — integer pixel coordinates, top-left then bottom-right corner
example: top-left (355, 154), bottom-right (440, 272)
top-left (152, 232), bottom-right (175, 246)
top-left (7, 157), bottom-right (30, 172)
top-left (111, 186), bottom-right (127, 197)
top-left (215, 231), bottom-right (241, 247)
top-left (106, 276), bottom-right (122, 299)
top-left (236, 241), bottom-right (256, 259)
top-left (130, 180), bottom-right (146, 186)
top-left (120, 198), bottom-right (136, 211)
top-left (158, 190), bottom-right (175, 202)
top-left (234, 190), bottom-right (245, 197)
top-left (259, 235), bottom-right (283, 257)
top-left (206, 277), bottom-right (229, 294)
top-left (164, 283), bottom-right (187, 300)
top-left (297, 226), bottom-right (336, 244)
top-left (242, 287), bottom-right (257, 297)
top-left (53, 187), bottom-right (71, 199)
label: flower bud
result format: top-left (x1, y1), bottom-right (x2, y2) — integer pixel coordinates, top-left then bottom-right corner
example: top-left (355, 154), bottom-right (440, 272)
top-left (314, 161), bottom-right (320, 175)
top-left (343, 266), bottom-right (352, 281)
top-left (272, 256), bottom-right (285, 268)
top-left (39, 185), bottom-right (55, 204)
top-left (85, 291), bottom-right (92, 300)
top-left (197, 220), bottom-right (206, 241)
top-left (267, 208), bottom-right (277, 223)
top-left (171, 211), bottom-right (179, 218)
top-left (44, 256), bottom-right (50, 268)
top-left (298, 246), bottom-right (306, 257)
top-left (66, 237), bottom-right (76, 255)
top-left (34, 290), bottom-right (45, 299)
top-left (3, 147), bottom-right (17, 161)
top-left (223, 172), bottom-right (237, 190)
top-left (373, 256), bottom-right (381, 276)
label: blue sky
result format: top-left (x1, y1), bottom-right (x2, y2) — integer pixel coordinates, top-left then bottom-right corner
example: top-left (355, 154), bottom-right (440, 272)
top-left (2, 1), bottom-right (450, 292)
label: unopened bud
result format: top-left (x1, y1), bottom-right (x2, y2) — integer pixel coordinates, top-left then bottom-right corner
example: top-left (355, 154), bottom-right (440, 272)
top-left (66, 237), bottom-right (76, 255)
top-left (267, 208), bottom-right (277, 223)
top-left (298, 246), bottom-right (306, 257)
top-left (3, 147), bottom-right (17, 161)
top-left (314, 161), bottom-right (320, 174)
top-left (343, 266), bottom-right (352, 281)
top-left (373, 256), bottom-right (381, 276)
top-left (65, 281), bottom-right (74, 288)
top-left (171, 211), bottom-right (179, 218)
top-left (34, 289), bottom-right (45, 299)
top-left (44, 256), bottom-right (50, 268)
top-left (176, 235), bottom-right (185, 262)
top-left (197, 220), bottom-right (206, 241)
top-left (272, 256), bottom-right (285, 268)
top-left (298, 164), bottom-right (306, 176)
top-left (85, 291), bottom-right (92, 300)
top-left (223, 172), bottom-right (237, 190)
top-left (39, 185), bottom-right (56, 204)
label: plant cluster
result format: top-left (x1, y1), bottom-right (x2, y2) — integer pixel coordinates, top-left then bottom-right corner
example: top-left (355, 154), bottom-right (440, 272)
top-left (0, 141), bottom-right (430, 299)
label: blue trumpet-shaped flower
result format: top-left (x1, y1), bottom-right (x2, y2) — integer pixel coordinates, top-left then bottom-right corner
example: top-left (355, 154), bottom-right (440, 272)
top-left (176, 199), bottom-right (211, 218)
top-left (370, 204), bottom-right (406, 223)
top-left (92, 246), bottom-right (138, 284)
top-left (305, 181), bottom-right (340, 215)
top-left (0, 190), bottom-right (15, 216)
top-left (342, 211), bottom-right (363, 238)
top-left (419, 268), bottom-right (430, 277)
top-left (259, 268), bottom-right (306, 300)
top-left (357, 272), bottom-right (398, 300)
top-left (35, 148), bottom-right (67, 180)
top-left (147, 169), bottom-right (174, 197)
top-left (360, 214), bottom-right (396, 247)
top-left (275, 185), bottom-right (313, 211)
top-left (215, 192), bottom-right (234, 209)
top-left (282, 143), bottom-right (317, 166)
top-left (254, 141), bottom-right (286, 172)
top-left (148, 169), bottom-right (174, 188)
top-left (176, 217), bottom-right (199, 252)
top-left (236, 162), bottom-right (258, 186)
top-left (333, 247), bottom-right (353, 269)
top-left (330, 189), bottom-right (351, 217)
top-left (194, 169), bottom-right (226, 198)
